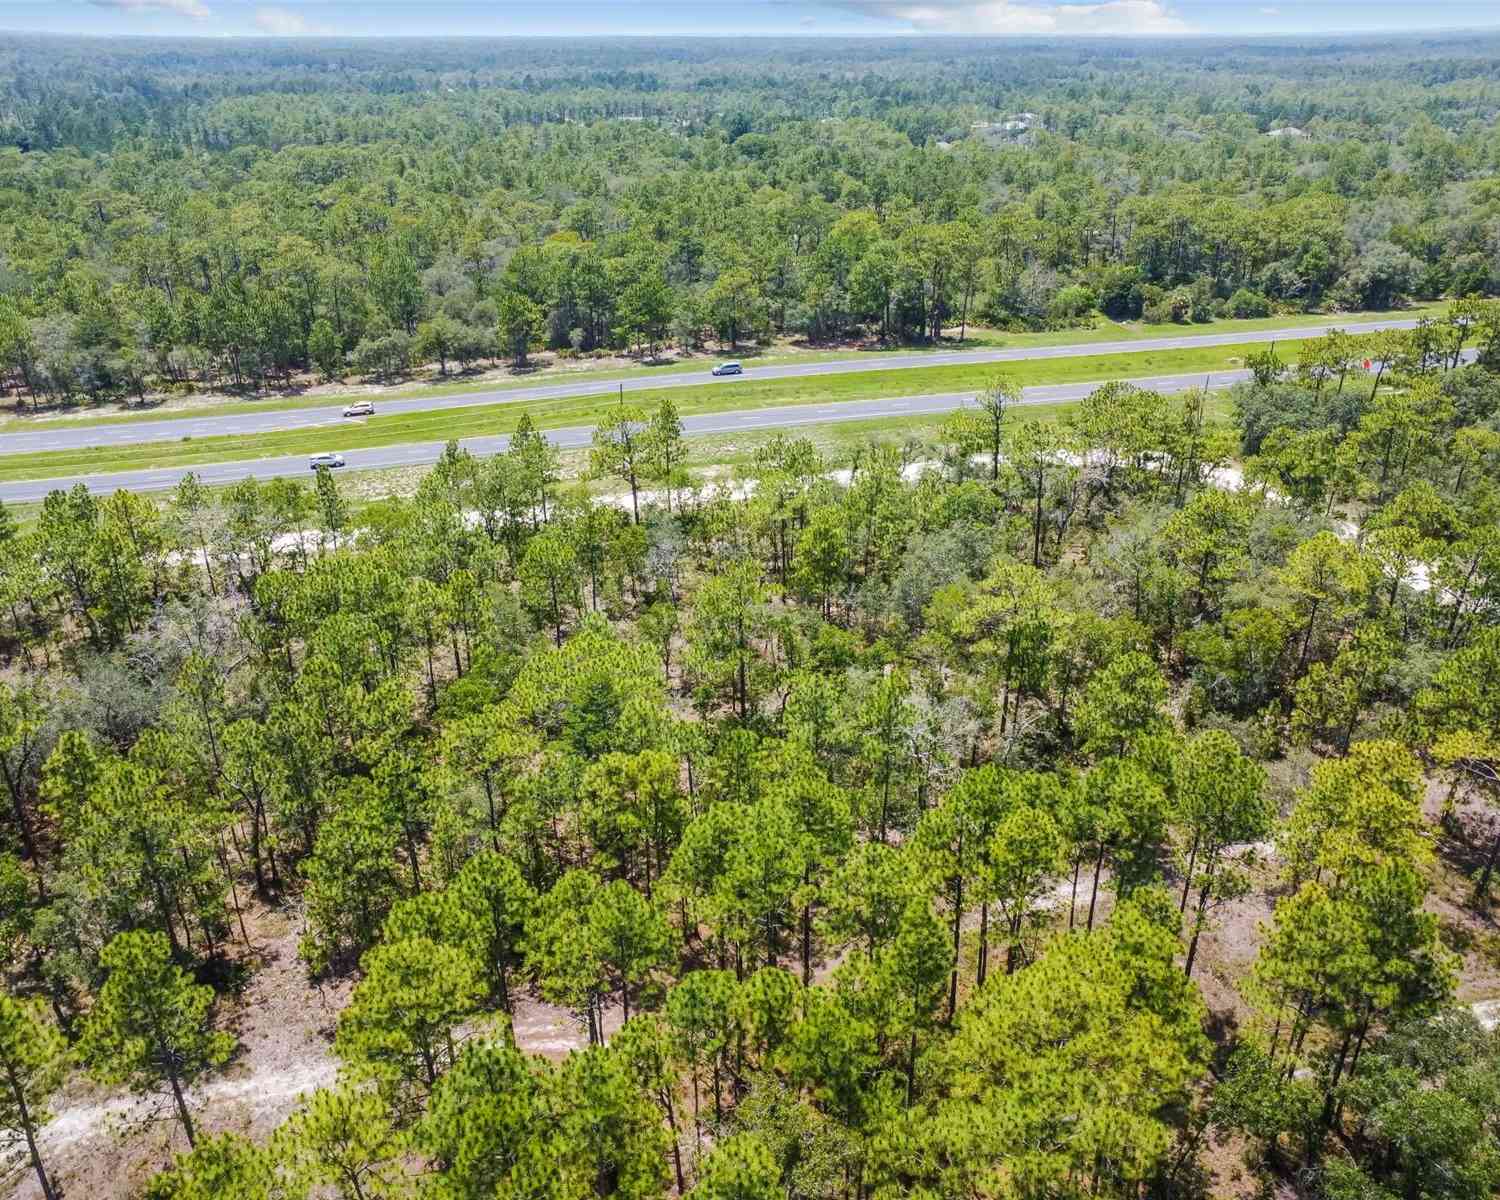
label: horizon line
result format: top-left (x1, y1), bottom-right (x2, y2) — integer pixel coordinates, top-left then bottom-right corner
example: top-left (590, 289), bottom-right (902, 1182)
top-left (5, 26), bottom-right (1500, 41)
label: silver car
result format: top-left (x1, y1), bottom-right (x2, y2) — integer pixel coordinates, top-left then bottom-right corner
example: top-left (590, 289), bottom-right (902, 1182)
top-left (310, 452), bottom-right (347, 470)
top-left (711, 361), bottom-right (744, 376)
top-left (343, 401), bottom-right (375, 417)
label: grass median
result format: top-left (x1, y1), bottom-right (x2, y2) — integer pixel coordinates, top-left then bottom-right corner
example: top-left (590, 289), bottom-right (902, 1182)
top-left (0, 341), bottom-right (1258, 483)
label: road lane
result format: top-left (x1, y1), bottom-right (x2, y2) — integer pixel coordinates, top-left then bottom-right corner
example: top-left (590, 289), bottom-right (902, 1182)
top-left (0, 317), bottom-right (1414, 457)
top-left (0, 368), bottom-right (1245, 504)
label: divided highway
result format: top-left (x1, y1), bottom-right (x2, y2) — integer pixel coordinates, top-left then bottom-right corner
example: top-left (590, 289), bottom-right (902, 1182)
top-left (0, 368), bottom-right (1246, 504)
top-left (0, 317), bottom-right (1416, 459)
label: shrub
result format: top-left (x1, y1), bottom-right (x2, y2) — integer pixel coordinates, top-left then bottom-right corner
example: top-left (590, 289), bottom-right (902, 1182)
top-left (1094, 266), bottom-right (1145, 318)
top-left (1048, 284), bottom-right (1098, 321)
top-left (1225, 288), bottom-right (1271, 319)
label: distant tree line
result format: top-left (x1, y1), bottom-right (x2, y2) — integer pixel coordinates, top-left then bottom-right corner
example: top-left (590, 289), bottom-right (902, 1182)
top-left (5, 36), bottom-right (1500, 405)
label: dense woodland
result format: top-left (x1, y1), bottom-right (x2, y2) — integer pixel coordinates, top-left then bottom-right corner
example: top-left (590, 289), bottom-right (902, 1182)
top-left (2, 32), bottom-right (1500, 1200)
top-left (5, 35), bottom-right (1500, 402)
top-left (1, 311), bottom-right (1498, 1197)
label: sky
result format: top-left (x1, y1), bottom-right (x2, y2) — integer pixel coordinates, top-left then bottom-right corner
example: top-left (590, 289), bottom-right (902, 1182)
top-left (5, 0), bottom-right (1500, 40)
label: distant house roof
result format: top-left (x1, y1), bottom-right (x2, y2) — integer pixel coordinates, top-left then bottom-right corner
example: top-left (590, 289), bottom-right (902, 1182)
top-left (970, 115), bottom-right (1036, 142)
top-left (1266, 126), bottom-right (1309, 138)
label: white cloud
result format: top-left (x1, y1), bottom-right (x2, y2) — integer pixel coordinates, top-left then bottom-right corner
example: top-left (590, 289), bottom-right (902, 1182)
top-left (88, 0), bottom-right (212, 17)
top-left (1260, 6), bottom-right (1280, 13)
top-left (801, 14), bottom-right (819, 24)
top-left (254, 5), bottom-right (332, 35)
top-left (831, 0), bottom-right (1192, 36)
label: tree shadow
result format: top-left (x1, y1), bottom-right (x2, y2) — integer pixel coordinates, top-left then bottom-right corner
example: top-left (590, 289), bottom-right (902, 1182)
top-left (1434, 804), bottom-right (1500, 928)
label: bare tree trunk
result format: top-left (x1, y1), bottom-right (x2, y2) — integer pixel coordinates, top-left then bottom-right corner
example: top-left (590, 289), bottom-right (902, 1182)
top-left (165, 1062), bottom-right (196, 1148)
top-left (1086, 842), bottom-right (1106, 931)
top-left (947, 876), bottom-right (963, 1022)
top-left (6, 1065), bottom-right (58, 1200)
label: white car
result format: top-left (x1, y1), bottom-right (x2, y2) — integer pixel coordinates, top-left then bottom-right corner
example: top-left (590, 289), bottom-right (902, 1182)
top-left (343, 401), bottom-right (375, 417)
top-left (711, 361), bottom-right (744, 376)
top-left (309, 452), bottom-right (347, 470)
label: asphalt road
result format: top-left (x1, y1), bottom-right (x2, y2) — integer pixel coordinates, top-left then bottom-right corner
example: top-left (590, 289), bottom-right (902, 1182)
top-left (0, 367), bottom-right (1247, 504)
top-left (0, 316), bottom-right (1417, 458)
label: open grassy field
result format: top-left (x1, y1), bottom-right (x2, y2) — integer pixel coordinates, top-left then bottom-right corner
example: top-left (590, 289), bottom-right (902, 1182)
top-left (0, 303), bottom-right (1440, 433)
top-left (0, 341), bottom-right (1255, 482)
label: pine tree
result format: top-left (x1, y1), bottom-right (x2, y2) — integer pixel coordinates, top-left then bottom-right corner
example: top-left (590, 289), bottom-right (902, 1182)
top-left (168, 472), bottom-right (221, 594)
top-left (415, 1038), bottom-right (539, 1200)
top-left (590, 879), bottom-right (673, 1025)
top-left (912, 791), bottom-right (985, 1021)
top-left (526, 870), bottom-right (610, 1043)
top-left (884, 893), bottom-right (1207, 1199)
top-left (1173, 730), bottom-right (1271, 978)
top-left (1414, 626), bottom-right (1500, 896)
top-left (1255, 742), bottom-right (1454, 1133)
top-left (1075, 651), bottom-right (1170, 757)
top-left (645, 397), bottom-right (687, 514)
top-left (79, 930), bottom-right (234, 1148)
top-left (780, 987), bottom-right (877, 1128)
top-left (764, 756), bottom-right (852, 985)
top-left (314, 465), bottom-right (348, 553)
top-left (737, 966), bottom-right (803, 1070)
top-left (448, 850), bottom-right (537, 1013)
top-left (684, 559), bottom-right (769, 719)
top-left (55, 745), bottom-right (228, 960)
top-left (308, 317), bottom-right (343, 381)
top-left (690, 1132), bottom-right (780, 1200)
top-left (496, 289), bottom-right (542, 367)
top-left (508, 412), bottom-right (560, 525)
top-left (552, 1043), bottom-right (672, 1200)
top-left (299, 780), bottom-right (404, 974)
top-left (713, 799), bottom-right (807, 972)
top-left (816, 841), bottom-right (912, 959)
top-left (0, 994), bottom-right (67, 1200)
top-left (944, 372), bottom-right (1018, 483)
top-left (612, 1013), bottom-right (690, 1192)
top-left (278, 1084), bottom-right (411, 1200)
top-left (220, 719), bottom-right (289, 898)
top-left (0, 680), bottom-right (48, 879)
top-left (854, 669), bottom-right (919, 844)
top-left (592, 402), bottom-right (651, 524)
top-left (1290, 624), bottom-right (1397, 753)
top-left (876, 899), bottom-right (952, 1105)
top-left (662, 803), bottom-right (742, 947)
top-left (666, 969), bottom-right (740, 1137)
top-left (518, 525), bottom-right (582, 647)
top-left (335, 936), bottom-right (486, 1099)
top-left (986, 802), bottom-right (1064, 974)
top-left (143, 1133), bottom-right (275, 1200)
top-left (1006, 417), bottom-right (1069, 566)
top-left (1077, 757), bottom-right (1169, 928)
top-left (581, 749), bottom-right (687, 897)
